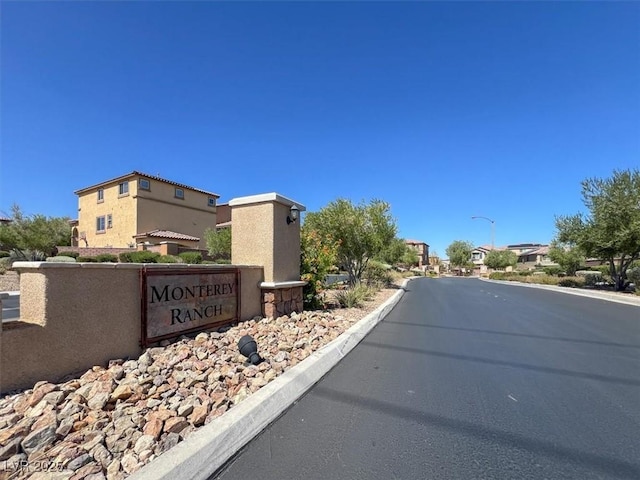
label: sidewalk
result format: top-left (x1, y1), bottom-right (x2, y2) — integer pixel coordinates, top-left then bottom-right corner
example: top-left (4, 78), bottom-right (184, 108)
top-left (479, 278), bottom-right (640, 307)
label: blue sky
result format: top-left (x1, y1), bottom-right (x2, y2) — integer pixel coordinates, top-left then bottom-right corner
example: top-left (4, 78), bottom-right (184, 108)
top-left (1, 2), bottom-right (638, 257)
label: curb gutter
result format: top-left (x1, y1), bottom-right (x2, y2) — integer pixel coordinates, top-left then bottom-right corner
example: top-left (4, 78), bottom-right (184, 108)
top-left (129, 279), bottom-right (410, 480)
top-left (479, 278), bottom-right (640, 307)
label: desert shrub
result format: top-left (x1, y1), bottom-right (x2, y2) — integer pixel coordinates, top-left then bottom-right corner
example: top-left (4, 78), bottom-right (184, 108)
top-left (627, 267), bottom-right (640, 285)
top-left (95, 253), bottom-right (118, 263)
top-left (0, 251), bottom-right (11, 258)
top-left (119, 252), bottom-right (133, 263)
top-left (518, 270), bottom-right (532, 276)
top-left (365, 261), bottom-right (393, 287)
top-left (129, 251), bottom-right (160, 263)
top-left (543, 266), bottom-right (563, 276)
top-left (489, 272), bottom-right (506, 280)
top-left (213, 258), bottom-right (231, 264)
top-left (0, 263), bottom-right (6, 274)
top-left (575, 270), bottom-right (602, 286)
top-left (57, 251), bottom-right (80, 259)
top-left (46, 256), bottom-right (76, 262)
top-left (8, 249), bottom-right (47, 262)
top-left (77, 256), bottom-right (97, 262)
top-left (334, 282), bottom-right (374, 308)
top-left (178, 252), bottom-right (202, 264)
top-left (158, 255), bottom-right (180, 263)
top-left (558, 277), bottom-right (585, 288)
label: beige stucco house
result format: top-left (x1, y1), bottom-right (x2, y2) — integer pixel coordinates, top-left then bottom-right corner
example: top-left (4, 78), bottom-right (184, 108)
top-left (405, 239), bottom-right (430, 268)
top-left (73, 172), bottom-right (219, 249)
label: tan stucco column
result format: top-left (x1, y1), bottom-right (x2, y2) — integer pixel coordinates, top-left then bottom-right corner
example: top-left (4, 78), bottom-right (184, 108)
top-left (230, 193), bottom-right (306, 317)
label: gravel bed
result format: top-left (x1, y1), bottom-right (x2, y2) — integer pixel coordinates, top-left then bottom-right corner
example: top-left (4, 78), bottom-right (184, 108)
top-left (0, 287), bottom-right (398, 479)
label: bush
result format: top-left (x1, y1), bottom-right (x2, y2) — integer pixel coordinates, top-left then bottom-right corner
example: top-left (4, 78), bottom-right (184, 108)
top-left (489, 272), bottom-right (507, 280)
top-left (364, 261), bottom-right (393, 287)
top-left (129, 251), bottom-right (160, 263)
top-left (519, 270), bottom-right (532, 276)
top-left (119, 252), bottom-right (133, 263)
top-left (158, 255), bottom-right (180, 263)
top-left (178, 252), bottom-right (202, 264)
top-left (543, 266), bottom-right (563, 276)
top-left (77, 256), bottom-right (97, 262)
top-left (0, 251), bottom-right (11, 258)
top-left (558, 278), bottom-right (585, 288)
top-left (627, 267), bottom-right (640, 285)
top-left (334, 282), bottom-right (374, 308)
top-left (46, 256), bottom-right (77, 262)
top-left (95, 253), bottom-right (118, 263)
top-left (57, 251), bottom-right (80, 259)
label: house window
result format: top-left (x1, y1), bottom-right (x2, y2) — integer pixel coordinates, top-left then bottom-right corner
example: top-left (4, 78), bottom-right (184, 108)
top-left (97, 189), bottom-right (104, 203)
top-left (139, 178), bottom-right (150, 190)
top-left (208, 197), bottom-right (215, 207)
top-left (472, 252), bottom-right (482, 261)
top-left (96, 216), bottom-right (106, 233)
top-left (175, 188), bottom-right (184, 199)
top-left (107, 214), bottom-right (113, 229)
top-left (119, 181), bottom-right (129, 196)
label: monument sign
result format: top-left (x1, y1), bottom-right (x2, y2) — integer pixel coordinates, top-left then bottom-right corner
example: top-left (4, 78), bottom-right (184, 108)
top-left (141, 268), bottom-right (239, 346)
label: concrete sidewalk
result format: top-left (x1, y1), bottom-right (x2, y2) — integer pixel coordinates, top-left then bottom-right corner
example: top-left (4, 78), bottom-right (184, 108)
top-left (479, 278), bottom-right (640, 307)
top-left (129, 279), bottom-right (410, 480)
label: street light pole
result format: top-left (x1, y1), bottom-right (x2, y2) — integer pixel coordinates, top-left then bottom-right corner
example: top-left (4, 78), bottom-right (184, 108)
top-left (471, 216), bottom-right (495, 249)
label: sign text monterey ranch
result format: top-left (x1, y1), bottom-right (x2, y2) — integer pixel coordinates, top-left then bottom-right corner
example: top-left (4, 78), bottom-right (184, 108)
top-left (142, 268), bottom-right (240, 346)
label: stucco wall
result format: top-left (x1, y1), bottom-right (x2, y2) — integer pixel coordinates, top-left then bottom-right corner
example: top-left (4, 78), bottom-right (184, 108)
top-left (1, 263), bottom-right (263, 393)
top-left (78, 178), bottom-right (138, 248)
top-left (273, 202), bottom-right (301, 282)
top-left (136, 198), bottom-right (216, 249)
top-left (232, 203), bottom-right (275, 281)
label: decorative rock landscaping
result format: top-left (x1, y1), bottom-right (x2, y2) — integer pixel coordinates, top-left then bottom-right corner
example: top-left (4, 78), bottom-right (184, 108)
top-left (0, 288), bottom-right (396, 479)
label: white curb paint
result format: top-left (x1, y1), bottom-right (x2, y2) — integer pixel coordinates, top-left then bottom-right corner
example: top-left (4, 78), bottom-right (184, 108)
top-left (479, 278), bottom-right (640, 308)
top-left (129, 279), bottom-right (410, 480)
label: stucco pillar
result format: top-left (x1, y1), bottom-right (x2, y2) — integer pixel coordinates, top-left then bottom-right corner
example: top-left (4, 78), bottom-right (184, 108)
top-left (230, 193), bottom-right (306, 317)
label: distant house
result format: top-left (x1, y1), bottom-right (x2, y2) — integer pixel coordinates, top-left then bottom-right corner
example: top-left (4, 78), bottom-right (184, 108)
top-left (470, 243), bottom-right (557, 274)
top-left (73, 171), bottom-right (219, 249)
top-left (516, 245), bottom-right (556, 269)
top-left (470, 245), bottom-right (507, 274)
top-left (405, 239), bottom-right (430, 268)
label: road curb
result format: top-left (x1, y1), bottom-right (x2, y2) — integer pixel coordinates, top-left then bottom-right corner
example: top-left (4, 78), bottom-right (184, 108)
top-left (479, 278), bottom-right (640, 307)
top-left (129, 279), bottom-right (410, 480)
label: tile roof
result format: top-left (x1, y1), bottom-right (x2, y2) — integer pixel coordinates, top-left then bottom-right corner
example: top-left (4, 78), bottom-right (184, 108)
top-left (405, 239), bottom-right (428, 245)
top-left (134, 230), bottom-right (200, 242)
top-left (74, 171), bottom-right (219, 197)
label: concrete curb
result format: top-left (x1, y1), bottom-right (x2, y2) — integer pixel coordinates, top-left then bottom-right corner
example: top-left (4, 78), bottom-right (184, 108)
top-left (129, 279), bottom-right (410, 480)
top-left (479, 278), bottom-right (640, 307)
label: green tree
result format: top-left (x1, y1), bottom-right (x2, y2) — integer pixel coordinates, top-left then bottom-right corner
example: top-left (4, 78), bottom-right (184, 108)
top-left (401, 245), bottom-right (420, 268)
top-left (376, 237), bottom-right (407, 266)
top-left (0, 204), bottom-right (71, 258)
top-left (204, 227), bottom-right (231, 261)
top-left (555, 169), bottom-right (640, 291)
top-left (446, 240), bottom-right (474, 269)
top-left (547, 241), bottom-right (584, 276)
top-left (300, 225), bottom-right (339, 308)
top-left (484, 250), bottom-right (517, 270)
top-left (304, 199), bottom-right (397, 285)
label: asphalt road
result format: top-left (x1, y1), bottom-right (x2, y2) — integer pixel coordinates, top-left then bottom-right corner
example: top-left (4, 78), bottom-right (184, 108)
top-left (212, 278), bottom-right (640, 480)
top-left (1, 294), bottom-right (19, 322)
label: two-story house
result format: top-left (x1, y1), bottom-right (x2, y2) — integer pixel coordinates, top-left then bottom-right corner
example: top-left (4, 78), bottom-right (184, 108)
top-left (72, 172), bottom-right (219, 249)
top-left (405, 239), bottom-right (430, 268)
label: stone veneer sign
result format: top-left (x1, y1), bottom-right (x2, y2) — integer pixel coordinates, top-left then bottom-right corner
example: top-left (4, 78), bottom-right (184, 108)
top-left (142, 268), bottom-right (239, 346)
